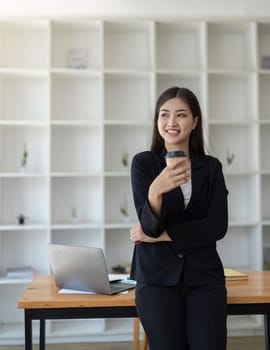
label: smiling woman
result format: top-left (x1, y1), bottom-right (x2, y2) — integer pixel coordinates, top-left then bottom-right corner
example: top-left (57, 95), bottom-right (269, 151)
top-left (129, 86), bottom-right (229, 350)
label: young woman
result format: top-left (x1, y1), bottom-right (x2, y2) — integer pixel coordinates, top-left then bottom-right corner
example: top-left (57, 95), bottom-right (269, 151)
top-left (129, 87), bottom-right (228, 350)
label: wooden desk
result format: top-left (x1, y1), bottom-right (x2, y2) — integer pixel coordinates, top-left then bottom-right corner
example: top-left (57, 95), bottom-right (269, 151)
top-left (18, 272), bottom-right (270, 350)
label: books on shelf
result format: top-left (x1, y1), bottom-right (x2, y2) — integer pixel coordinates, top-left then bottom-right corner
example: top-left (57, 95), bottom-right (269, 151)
top-left (224, 268), bottom-right (248, 281)
top-left (5, 266), bottom-right (35, 279)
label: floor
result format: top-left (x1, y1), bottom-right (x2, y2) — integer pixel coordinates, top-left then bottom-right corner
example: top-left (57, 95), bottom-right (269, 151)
top-left (0, 337), bottom-right (265, 350)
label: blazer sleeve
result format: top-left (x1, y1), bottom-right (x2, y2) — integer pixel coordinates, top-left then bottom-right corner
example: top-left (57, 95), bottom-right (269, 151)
top-left (131, 152), bottom-right (165, 236)
top-left (166, 159), bottom-right (228, 252)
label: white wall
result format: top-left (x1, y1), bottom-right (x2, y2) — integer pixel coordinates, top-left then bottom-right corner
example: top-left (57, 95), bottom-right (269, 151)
top-left (0, 0), bottom-right (270, 17)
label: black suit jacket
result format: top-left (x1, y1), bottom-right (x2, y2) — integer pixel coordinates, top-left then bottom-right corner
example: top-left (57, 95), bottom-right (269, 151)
top-left (130, 148), bottom-right (228, 287)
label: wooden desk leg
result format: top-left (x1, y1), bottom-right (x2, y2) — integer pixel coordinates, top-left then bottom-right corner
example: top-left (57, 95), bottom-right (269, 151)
top-left (39, 319), bottom-right (45, 350)
top-left (133, 318), bottom-right (148, 350)
top-left (264, 314), bottom-right (270, 350)
top-left (24, 310), bottom-right (33, 350)
top-left (142, 332), bottom-right (148, 350)
top-left (133, 318), bottom-right (140, 350)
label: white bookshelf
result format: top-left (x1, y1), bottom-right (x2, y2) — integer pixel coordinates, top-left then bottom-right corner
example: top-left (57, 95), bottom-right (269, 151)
top-left (0, 17), bottom-right (269, 343)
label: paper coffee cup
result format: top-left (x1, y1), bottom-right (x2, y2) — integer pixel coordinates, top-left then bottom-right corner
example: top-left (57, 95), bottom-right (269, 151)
top-left (165, 150), bottom-right (186, 167)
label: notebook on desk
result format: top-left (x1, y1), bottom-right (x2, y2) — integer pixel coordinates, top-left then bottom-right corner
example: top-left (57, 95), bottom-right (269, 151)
top-left (48, 244), bottom-right (136, 295)
top-left (224, 268), bottom-right (248, 281)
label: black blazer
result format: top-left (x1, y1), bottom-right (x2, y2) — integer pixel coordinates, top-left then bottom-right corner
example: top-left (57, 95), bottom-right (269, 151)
top-left (130, 148), bottom-right (228, 288)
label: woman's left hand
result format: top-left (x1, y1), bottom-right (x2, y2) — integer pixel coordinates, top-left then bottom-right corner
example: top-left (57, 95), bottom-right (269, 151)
top-left (130, 224), bottom-right (171, 244)
top-left (130, 224), bottom-right (158, 244)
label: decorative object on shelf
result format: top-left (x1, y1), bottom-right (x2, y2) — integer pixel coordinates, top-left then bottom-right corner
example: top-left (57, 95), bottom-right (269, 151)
top-left (262, 55), bottom-right (270, 69)
top-left (20, 142), bottom-right (28, 172)
top-left (121, 150), bottom-right (129, 169)
top-left (17, 214), bottom-right (29, 225)
top-left (120, 196), bottom-right (130, 222)
top-left (226, 148), bottom-right (235, 166)
top-left (112, 263), bottom-right (131, 274)
top-left (71, 207), bottom-right (78, 223)
top-left (5, 266), bottom-right (35, 279)
top-left (67, 48), bottom-right (88, 69)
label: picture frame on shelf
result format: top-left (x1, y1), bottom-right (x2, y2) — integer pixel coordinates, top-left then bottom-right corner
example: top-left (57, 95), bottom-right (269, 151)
top-left (67, 48), bottom-right (88, 69)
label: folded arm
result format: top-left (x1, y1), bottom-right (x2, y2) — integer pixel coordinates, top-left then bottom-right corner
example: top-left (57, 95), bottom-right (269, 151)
top-left (131, 153), bottom-right (228, 250)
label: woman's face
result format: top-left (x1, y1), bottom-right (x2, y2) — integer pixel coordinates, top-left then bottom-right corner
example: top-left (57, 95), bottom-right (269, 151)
top-left (157, 97), bottom-right (198, 151)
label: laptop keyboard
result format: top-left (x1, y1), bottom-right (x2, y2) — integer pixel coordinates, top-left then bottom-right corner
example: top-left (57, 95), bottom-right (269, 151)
top-left (110, 282), bottom-right (135, 293)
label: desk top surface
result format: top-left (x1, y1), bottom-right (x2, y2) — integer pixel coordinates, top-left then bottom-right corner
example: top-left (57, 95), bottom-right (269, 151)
top-left (17, 272), bottom-right (270, 309)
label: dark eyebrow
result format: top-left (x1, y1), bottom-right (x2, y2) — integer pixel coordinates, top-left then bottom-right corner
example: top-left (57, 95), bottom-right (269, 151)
top-left (159, 108), bottom-right (187, 112)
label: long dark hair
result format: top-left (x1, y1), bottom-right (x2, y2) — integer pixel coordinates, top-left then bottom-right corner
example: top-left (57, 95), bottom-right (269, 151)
top-left (150, 87), bottom-right (205, 155)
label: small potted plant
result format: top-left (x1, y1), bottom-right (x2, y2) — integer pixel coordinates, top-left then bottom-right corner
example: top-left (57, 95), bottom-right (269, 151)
top-left (20, 142), bottom-right (28, 172)
top-left (71, 207), bottom-right (78, 223)
top-left (120, 197), bottom-right (130, 222)
top-left (17, 214), bottom-right (28, 225)
top-left (121, 151), bottom-right (129, 169)
top-left (226, 148), bottom-right (235, 166)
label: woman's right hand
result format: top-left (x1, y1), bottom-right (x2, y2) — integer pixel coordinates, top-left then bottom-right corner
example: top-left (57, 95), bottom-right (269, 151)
top-left (149, 157), bottom-right (190, 197)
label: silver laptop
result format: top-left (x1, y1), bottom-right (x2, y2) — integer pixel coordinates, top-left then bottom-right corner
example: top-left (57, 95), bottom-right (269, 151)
top-left (48, 244), bottom-right (135, 295)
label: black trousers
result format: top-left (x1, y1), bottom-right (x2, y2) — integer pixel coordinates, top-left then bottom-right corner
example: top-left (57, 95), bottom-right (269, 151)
top-left (136, 282), bottom-right (227, 350)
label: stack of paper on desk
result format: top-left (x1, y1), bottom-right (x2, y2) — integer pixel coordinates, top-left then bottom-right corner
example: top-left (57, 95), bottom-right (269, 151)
top-left (224, 268), bottom-right (248, 281)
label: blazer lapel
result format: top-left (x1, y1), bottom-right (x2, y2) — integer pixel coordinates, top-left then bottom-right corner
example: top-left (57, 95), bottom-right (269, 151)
top-left (186, 152), bottom-right (206, 210)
